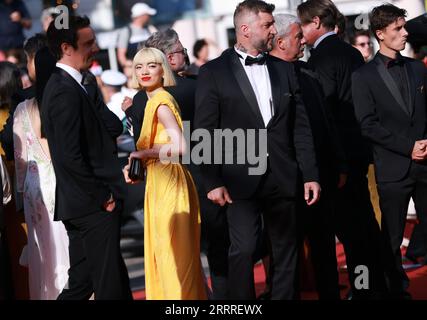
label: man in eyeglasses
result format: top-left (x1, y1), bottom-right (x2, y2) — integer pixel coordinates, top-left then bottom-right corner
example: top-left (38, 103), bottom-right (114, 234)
top-left (350, 30), bottom-right (373, 62)
top-left (124, 29), bottom-right (194, 140)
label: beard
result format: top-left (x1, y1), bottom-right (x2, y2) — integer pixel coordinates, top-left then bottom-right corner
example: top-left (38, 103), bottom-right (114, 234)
top-left (254, 37), bottom-right (273, 53)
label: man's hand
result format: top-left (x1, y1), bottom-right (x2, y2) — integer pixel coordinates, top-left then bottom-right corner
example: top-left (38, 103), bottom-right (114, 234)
top-left (412, 140), bottom-right (427, 161)
top-left (337, 173), bottom-right (347, 189)
top-left (304, 182), bottom-right (321, 206)
top-left (10, 11), bottom-right (22, 23)
top-left (207, 186), bottom-right (233, 207)
top-left (103, 194), bottom-right (116, 212)
top-left (121, 96), bottom-right (133, 112)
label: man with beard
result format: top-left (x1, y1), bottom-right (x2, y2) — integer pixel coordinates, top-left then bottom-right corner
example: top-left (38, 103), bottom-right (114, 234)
top-left (195, 0), bottom-right (320, 300)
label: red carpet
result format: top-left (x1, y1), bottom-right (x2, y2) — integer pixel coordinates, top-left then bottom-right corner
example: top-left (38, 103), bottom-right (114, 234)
top-left (132, 222), bottom-right (427, 300)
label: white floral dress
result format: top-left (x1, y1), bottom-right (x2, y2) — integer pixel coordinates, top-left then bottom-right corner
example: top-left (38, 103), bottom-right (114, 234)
top-left (13, 99), bottom-right (69, 300)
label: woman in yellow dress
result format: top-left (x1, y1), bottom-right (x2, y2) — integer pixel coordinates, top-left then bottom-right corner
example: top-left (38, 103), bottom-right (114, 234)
top-left (124, 47), bottom-right (207, 300)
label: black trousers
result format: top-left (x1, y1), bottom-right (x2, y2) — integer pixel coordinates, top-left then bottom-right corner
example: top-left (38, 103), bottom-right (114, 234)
top-left (406, 220), bottom-right (427, 263)
top-left (190, 164), bottom-right (229, 300)
top-left (200, 198), bottom-right (229, 299)
top-left (334, 164), bottom-right (386, 299)
top-left (300, 173), bottom-right (340, 300)
top-left (58, 204), bottom-right (132, 300)
top-left (377, 162), bottom-right (427, 294)
top-left (226, 169), bottom-right (298, 300)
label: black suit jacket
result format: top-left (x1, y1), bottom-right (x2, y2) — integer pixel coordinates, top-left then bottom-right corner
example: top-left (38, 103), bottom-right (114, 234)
top-left (127, 75), bottom-right (196, 144)
top-left (194, 48), bottom-right (318, 199)
top-left (41, 67), bottom-right (125, 221)
top-left (293, 60), bottom-right (347, 181)
top-left (352, 53), bottom-right (427, 182)
top-left (308, 34), bottom-right (370, 166)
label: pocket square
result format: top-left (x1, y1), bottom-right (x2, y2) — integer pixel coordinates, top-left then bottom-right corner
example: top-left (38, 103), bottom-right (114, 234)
top-left (419, 85), bottom-right (424, 93)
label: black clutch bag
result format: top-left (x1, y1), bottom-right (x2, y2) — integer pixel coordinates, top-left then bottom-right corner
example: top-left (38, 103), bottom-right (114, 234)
top-left (128, 158), bottom-right (144, 181)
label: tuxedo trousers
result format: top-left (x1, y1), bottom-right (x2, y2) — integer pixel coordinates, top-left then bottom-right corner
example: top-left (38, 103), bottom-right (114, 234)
top-left (226, 168), bottom-right (298, 300)
top-left (334, 164), bottom-right (387, 299)
top-left (58, 203), bottom-right (132, 300)
top-left (299, 170), bottom-right (340, 300)
top-left (377, 162), bottom-right (427, 294)
top-left (190, 163), bottom-right (229, 300)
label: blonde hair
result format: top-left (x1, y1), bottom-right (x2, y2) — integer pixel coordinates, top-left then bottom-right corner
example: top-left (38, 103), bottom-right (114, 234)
top-left (130, 47), bottom-right (176, 89)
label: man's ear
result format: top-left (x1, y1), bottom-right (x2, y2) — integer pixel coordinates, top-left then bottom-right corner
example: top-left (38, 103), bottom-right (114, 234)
top-left (61, 42), bottom-right (72, 57)
top-left (166, 52), bottom-right (174, 65)
top-left (277, 37), bottom-right (285, 50)
top-left (240, 23), bottom-right (250, 38)
top-left (313, 16), bottom-right (321, 29)
top-left (376, 29), bottom-right (384, 41)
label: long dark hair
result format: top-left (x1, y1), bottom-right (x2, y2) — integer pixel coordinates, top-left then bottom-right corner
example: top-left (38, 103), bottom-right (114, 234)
top-left (0, 61), bottom-right (22, 110)
top-left (34, 46), bottom-right (56, 137)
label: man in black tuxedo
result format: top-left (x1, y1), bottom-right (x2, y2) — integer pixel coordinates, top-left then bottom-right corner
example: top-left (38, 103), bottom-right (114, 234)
top-left (297, 0), bottom-right (386, 299)
top-left (270, 13), bottom-right (345, 300)
top-left (123, 29), bottom-right (230, 299)
top-left (41, 16), bottom-right (132, 300)
top-left (352, 4), bottom-right (427, 298)
top-left (195, 0), bottom-right (320, 300)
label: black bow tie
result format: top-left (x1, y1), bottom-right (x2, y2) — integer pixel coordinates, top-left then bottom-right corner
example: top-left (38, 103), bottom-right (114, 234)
top-left (245, 54), bottom-right (267, 66)
top-left (386, 58), bottom-right (404, 68)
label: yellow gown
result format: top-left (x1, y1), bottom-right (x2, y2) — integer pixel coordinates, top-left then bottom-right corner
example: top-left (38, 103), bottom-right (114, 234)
top-left (136, 90), bottom-right (207, 300)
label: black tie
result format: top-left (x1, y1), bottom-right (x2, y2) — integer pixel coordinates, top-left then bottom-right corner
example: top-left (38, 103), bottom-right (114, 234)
top-left (245, 54), bottom-right (266, 66)
top-left (81, 71), bottom-right (102, 108)
top-left (386, 58), bottom-right (404, 68)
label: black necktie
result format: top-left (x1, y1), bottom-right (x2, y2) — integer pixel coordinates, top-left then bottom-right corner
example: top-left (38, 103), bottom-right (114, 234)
top-left (245, 54), bottom-right (266, 66)
top-left (81, 71), bottom-right (96, 87)
top-left (81, 71), bottom-right (102, 108)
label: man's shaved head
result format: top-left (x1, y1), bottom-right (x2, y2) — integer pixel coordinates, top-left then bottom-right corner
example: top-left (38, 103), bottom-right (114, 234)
top-left (233, 0), bottom-right (275, 29)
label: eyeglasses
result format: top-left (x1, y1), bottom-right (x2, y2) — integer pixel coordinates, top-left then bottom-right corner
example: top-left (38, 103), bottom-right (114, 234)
top-left (357, 42), bottom-right (372, 48)
top-left (169, 48), bottom-right (187, 56)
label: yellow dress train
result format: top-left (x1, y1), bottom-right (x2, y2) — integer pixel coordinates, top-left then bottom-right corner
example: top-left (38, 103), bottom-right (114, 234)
top-left (136, 90), bottom-right (207, 300)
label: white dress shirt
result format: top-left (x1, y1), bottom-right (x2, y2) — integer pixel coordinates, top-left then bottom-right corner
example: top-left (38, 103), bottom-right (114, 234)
top-left (313, 31), bottom-right (335, 49)
top-left (234, 47), bottom-right (273, 127)
top-left (56, 62), bottom-right (86, 92)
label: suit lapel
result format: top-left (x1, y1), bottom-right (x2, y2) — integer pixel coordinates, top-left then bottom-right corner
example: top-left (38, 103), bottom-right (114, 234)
top-left (229, 50), bottom-right (265, 128)
top-left (56, 68), bottom-right (106, 125)
top-left (404, 60), bottom-right (416, 117)
top-left (266, 58), bottom-right (281, 128)
top-left (375, 56), bottom-right (409, 116)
